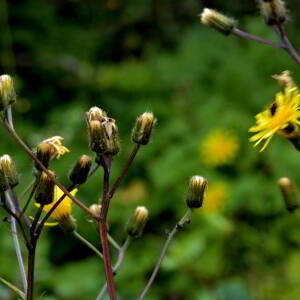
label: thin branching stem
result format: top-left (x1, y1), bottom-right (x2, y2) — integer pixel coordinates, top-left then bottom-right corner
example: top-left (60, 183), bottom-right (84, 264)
top-left (109, 144), bottom-right (141, 199)
top-left (137, 209), bottom-right (192, 300)
top-left (73, 231), bottom-right (103, 259)
top-left (98, 155), bottom-right (116, 300)
top-left (232, 28), bottom-right (286, 49)
top-left (3, 121), bottom-right (98, 219)
top-left (4, 191), bottom-right (27, 293)
top-left (96, 236), bottom-right (131, 300)
top-left (20, 177), bottom-right (39, 218)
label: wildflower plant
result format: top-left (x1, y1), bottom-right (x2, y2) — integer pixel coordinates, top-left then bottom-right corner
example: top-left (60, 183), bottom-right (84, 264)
top-left (0, 76), bottom-right (208, 300)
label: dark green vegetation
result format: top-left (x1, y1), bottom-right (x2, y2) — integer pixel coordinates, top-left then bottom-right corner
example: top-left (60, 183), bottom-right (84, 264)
top-left (1, 1), bottom-right (300, 299)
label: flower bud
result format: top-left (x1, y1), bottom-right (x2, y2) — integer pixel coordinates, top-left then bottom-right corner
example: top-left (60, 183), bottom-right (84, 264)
top-left (0, 75), bottom-right (16, 111)
top-left (0, 155), bottom-right (19, 192)
top-left (200, 8), bottom-right (236, 35)
top-left (87, 118), bottom-right (120, 156)
top-left (69, 155), bottom-right (92, 185)
top-left (86, 106), bottom-right (107, 122)
top-left (278, 177), bottom-right (300, 212)
top-left (35, 142), bottom-right (52, 170)
top-left (259, 0), bottom-right (287, 26)
top-left (272, 71), bottom-right (295, 90)
top-left (132, 112), bottom-right (156, 145)
top-left (89, 204), bottom-right (102, 216)
top-left (125, 206), bottom-right (149, 237)
top-left (185, 176), bottom-right (208, 209)
top-left (35, 171), bottom-right (55, 205)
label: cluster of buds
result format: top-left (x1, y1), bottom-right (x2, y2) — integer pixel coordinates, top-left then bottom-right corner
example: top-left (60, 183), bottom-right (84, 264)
top-left (259, 0), bottom-right (287, 26)
top-left (200, 8), bottom-right (236, 35)
top-left (185, 176), bottom-right (208, 209)
top-left (0, 75), bottom-right (16, 112)
top-left (0, 154), bottom-right (19, 193)
top-left (86, 107), bottom-right (120, 157)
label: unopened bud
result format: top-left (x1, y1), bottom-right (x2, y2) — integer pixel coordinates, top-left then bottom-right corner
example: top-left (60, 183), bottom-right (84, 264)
top-left (35, 171), bottom-right (55, 205)
top-left (0, 155), bottom-right (19, 192)
top-left (86, 106), bottom-right (107, 122)
top-left (35, 142), bottom-right (52, 170)
top-left (132, 112), bottom-right (156, 145)
top-left (89, 204), bottom-right (101, 216)
top-left (259, 0), bottom-right (287, 26)
top-left (126, 206), bottom-right (149, 237)
top-left (87, 118), bottom-right (120, 156)
top-left (278, 177), bottom-right (300, 212)
top-left (272, 71), bottom-right (295, 90)
top-left (185, 176), bottom-right (208, 209)
top-left (200, 8), bottom-right (236, 35)
top-left (0, 75), bottom-right (16, 111)
top-left (59, 214), bottom-right (77, 233)
top-left (69, 155), bottom-right (92, 185)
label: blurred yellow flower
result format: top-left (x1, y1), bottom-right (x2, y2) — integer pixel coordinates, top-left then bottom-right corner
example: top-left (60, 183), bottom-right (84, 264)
top-left (203, 182), bottom-right (229, 213)
top-left (35, 186), bottom-right (77, 225)
top-left (42, 136), bottom-right (70, 159)
top-left (249, 87), bottom-right (300, 151)
top-left (201, 129), bottom-right (239, 167)
top-left (119, 180), bottom-right (148, 203)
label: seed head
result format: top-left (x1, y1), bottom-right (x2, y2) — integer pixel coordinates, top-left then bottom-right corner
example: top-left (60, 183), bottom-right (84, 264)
top-left (185, 176), bottom-right (208, 209)
top-left (125, 206), bottom-right (149, 237)
top-left (132, 112), bottom-right (156, 145)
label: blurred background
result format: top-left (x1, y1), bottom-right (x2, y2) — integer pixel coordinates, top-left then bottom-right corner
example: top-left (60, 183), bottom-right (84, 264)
top-left (1, 0), bottom-right (300, 299)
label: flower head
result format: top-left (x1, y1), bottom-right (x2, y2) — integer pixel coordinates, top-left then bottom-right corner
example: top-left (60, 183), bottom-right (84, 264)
top-left (42, 136), bottom-right (70, 159)
top-left (249, 87), bottom-right (300, 151)
top-left (35, 186), bottom-right (77, 223)
top-left (201, 129), bottom-right (239, 167)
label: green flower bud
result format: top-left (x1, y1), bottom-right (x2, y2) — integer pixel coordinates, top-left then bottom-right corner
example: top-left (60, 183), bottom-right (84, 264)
top-left (200, 8), bottom-right (236, 35)
top-left (35, 171), bottom-right (55, 205)
top-left (35, 142), bottom-right (52, 170)
top-left (0, 75), bottom-right (16, 111)
top-left (87, 118), bottom-right (120, 156)
top-left (185, 176), bottom-right (208, 209)
top-left (0, 154), bottom-right (19, 192)
top-left (89, 204), bottom-right (102, 216)
top-left (278, 177), bottom-right (300, 212)
top-left (132, 112), bottom-right (156, 145)
top-left (126, 206), bottom-right (149, 237)
top-left (69, 155), bottom-right (92, 185)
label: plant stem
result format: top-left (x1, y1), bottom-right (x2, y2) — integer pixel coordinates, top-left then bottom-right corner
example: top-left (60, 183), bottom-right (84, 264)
top-left (20, 178), bottom-right (39, 218)
top-left (232, 28), bottom-right (286, 49)
top-left (4, 191), bottom-right (27, 293)
top-left (109, 144), bottom-right (140, 199)
top-left (73, 231), bottom-right (103, 259)
top-left (3, 122), bottom-right (97, 219)
top-left (98, 155), bottom-right (116, 300)
top-left (26, 241), bottom-right (36, 300)
top-left (0, 277), bottom-right (25, 299)
top-left (137, 209), bottom-right (192, 300)
top-left (107, 234), bottom-right (121, 251)
top-left (96, 236), bottom-right (131, 300)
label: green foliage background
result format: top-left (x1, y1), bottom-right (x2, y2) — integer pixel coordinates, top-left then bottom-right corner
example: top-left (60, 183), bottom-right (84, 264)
top-left (1, 0), bottom-right (300, 299)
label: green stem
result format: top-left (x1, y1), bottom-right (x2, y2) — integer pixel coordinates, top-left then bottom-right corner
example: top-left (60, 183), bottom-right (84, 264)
top-left (20, 177), bottom-right (39, 218)
top-left (0, 277), bottom-right (25, 299)
top-left (73, 231), bottom-right (103, 259)
top-left (137, 209), bottom-right (192, 300)
top-left (4, 191), bottom-right (28, 293)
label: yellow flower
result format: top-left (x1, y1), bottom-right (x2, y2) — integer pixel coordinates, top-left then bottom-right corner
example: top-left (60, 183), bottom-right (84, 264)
top-left (201, 129), bottom-right (239, 167)
top-left (35, 186), bottom-right (78, 225)
top-left (202, 182), bottom-right (228, 213)
top-left (249, 87), bottom-right (300, 151)
top-left (42, 136), bottom-right (70, 159)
